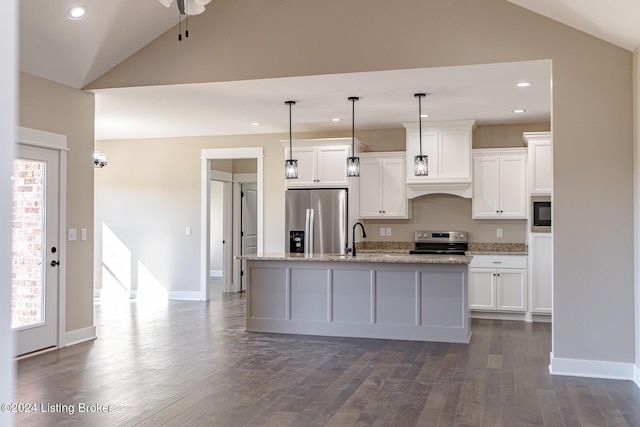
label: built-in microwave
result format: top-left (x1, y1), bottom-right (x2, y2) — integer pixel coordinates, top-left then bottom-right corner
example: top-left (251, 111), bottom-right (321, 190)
top-left (531, 196), bottom-right (551, 233)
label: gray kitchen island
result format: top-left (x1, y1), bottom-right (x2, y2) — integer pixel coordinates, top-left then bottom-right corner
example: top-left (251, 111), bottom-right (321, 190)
top-left (237, 253), bottom-right (472, 343)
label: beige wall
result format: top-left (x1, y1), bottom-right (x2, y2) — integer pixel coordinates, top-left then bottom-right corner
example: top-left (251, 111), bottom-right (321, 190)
top-left (19, 73), bottom-right (95, 333)
top-left (90, 0), bottom-right (635, 365)
top-left (634, 46), bottom-right (640, 372)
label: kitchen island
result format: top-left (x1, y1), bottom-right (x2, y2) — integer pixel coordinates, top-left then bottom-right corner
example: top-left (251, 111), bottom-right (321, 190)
top-left (237, 253), bottom-right (472, 343)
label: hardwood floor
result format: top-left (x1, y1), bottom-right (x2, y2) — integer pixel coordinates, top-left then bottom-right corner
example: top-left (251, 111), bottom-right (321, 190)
top-left (15, 293), bottom-right (640, 426)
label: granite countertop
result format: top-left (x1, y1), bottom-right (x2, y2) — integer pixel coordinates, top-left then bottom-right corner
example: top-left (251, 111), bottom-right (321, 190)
top-left (465, 243), bottom-right (528, 255)
top-left (356, 241), bottom-right (528, 256)
top-left (237, 252), bottom-right (472, 264)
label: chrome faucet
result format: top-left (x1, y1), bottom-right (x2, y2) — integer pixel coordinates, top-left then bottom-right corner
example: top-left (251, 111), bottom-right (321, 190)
top-left (348, 222), bottom-right (367, 256)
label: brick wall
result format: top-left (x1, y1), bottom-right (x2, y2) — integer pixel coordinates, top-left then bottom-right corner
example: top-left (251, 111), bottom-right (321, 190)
top-left (11, 159), bottom-right (44, 329)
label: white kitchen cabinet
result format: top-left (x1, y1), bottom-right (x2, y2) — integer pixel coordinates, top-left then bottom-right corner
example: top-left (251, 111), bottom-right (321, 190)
top-left (402, 120), bottom-right (476, 198)
top-left (472, 148), bottom-right (528, 219)
top-left (523, 132), bottom-right (552, 195)
top-left (359, 152), bottom-right (408, 219)
top-left (529, 233), bottom-right (552, 314)
top-left (283, 138), bottom-right (361, 188)
top-left (469, 255), bottom-right (527, 312)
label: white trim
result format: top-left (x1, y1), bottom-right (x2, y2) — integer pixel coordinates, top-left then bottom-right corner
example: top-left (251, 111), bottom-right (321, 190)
top-left (17, 127), bottom-right (68, 151)
top-left (210, 270), bottom-right (223, 277)
top-left (200, 148), bottom-right (264, 301)
top-left (210, 170), bottom-right (233, 181)
top-left (168, 291), bottom-right (203, 301)
top-left (63, 326), bottom-right (97, 347)
top-left (234, 173), bottom-right (258, 183)
top-left (16, 128), bottom-right (69, 356)
top-left (549, 352), bottom-right (637, 382)
top-left (634, 364), bottom-right (640, 389)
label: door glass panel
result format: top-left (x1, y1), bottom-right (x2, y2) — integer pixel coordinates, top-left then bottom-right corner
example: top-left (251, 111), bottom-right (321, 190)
top-left (11, 159), bottom-right (46, 329)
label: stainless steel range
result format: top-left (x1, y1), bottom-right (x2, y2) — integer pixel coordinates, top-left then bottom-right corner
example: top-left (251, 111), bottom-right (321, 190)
top-left (410, 231), bottom-right (468, 255)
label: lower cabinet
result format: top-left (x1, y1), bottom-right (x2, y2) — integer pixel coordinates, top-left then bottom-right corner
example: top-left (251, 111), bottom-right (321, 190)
top-left (469, 255), bottom-right (527, 312)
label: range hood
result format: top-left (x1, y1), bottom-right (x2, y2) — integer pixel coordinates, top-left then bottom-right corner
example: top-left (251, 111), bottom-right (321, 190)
top-left (406, 181), bottom-right (472, 199)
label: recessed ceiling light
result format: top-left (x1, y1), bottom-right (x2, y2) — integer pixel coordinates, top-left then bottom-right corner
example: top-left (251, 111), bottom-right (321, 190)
top-left (250, 122), bottom-right (261, 126)
top-left (331, 118), bottom-right (343, 122)
top-left (513, 109), bottom-right (526, 114)
top-left (516, 82), bottom-right (532, 87)
top-left (67, 6), bottom-right (87, 20)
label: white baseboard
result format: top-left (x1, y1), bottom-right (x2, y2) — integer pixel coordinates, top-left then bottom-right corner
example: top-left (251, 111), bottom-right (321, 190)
top-left (634, 364), bottom-right (640, 389)
top-left (549, 352), bottom-right (637, 383)
top-left (64, 326), bottom-right (97, 347)
top-left (167, 291), bottom-right (202, 301)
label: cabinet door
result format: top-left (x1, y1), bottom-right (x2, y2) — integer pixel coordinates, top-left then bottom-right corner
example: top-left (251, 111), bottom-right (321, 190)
top-left (499, 155), bottom-right (527, 218)
top-left (496, 269), bottom-right (526, 312)
top-left (469, 268), bottom-right (495, 310)
top-left (530, 142), bottom-right (552, 195)
top-left (317, 146), bottom-right (349, 186)
top-left (286, 146), bottom-right (316, 187)
top-left (380, 157), bottom-right (406, 217)
top-left (359, 158), bottom-right (383, 217)
top-left (472, 156), bottom-right (500, 218)
top-left (405, 130), bottom-right (438, 182)
top-left (530, 234), bottom-right (552, 313)
top-left (439, 130), bottom-right (471, 180)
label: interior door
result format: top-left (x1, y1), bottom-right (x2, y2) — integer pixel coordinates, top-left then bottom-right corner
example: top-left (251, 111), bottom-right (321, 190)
top-left (241, 183), bottom-right (257, 290)
top-left (12, 144), bottom-right (60, 356)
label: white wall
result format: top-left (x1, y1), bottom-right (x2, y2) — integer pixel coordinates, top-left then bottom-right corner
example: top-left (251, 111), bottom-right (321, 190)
top-left (0, 0), bottom-right (16, 423)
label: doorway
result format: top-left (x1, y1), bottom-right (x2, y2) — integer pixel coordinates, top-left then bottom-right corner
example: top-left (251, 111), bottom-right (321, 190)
top-left (12, 128), bottom-right (66, 357)
top-left (200, 147), bottom-right (264, 301)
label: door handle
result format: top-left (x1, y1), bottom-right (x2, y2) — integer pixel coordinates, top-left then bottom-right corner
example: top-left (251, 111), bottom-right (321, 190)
top-left (50, 260), bottom-right (60, 267)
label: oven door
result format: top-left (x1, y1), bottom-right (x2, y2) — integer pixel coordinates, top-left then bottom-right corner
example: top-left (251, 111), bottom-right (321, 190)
top-left (531, 197), bottom-right (551, 232)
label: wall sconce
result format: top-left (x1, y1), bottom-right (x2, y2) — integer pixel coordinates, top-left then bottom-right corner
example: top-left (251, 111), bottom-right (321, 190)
top-left (94, 151), bottom-right (107, 168)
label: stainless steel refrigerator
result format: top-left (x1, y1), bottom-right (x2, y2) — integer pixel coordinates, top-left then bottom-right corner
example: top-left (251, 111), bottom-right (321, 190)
top-left (285, 189), bottom-right (348, 255)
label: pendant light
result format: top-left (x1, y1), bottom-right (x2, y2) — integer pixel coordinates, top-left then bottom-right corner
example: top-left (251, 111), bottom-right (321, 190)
top-left (346, 96), bottom-right (360, 177)
top-left (284, 100), bottom-right (298, 179)
top-left (414, 93), bottom-right (428, 176)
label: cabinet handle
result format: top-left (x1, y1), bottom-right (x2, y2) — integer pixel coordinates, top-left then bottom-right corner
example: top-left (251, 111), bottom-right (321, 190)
top-left (492, 261), bottom-right (502, 264)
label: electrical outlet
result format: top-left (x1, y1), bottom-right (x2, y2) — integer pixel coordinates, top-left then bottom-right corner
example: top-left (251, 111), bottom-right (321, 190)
top-left (379, 227), bottom-right (386, 236)
top-left (385, 227), bottom-right (392, 236)
top-left (497, 228), bottom-right (503, 238)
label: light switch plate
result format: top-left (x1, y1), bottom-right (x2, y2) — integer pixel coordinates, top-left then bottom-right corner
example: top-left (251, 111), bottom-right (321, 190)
top-left (386, 227), bottom-right (392, 236)
top-left (497, 228), bottom-right (503, 238)
top-left (379, 227), bottom-right (386, 236)
top-left (186, 226), bottom-right (191, 236)
top-left (81, 228), bottom-right (87, 241)
top-left (68, 228), bottom-right (77, 241)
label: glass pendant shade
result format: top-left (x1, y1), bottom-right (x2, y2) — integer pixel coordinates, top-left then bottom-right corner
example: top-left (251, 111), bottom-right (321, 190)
top-left (346, 156), bottom-right (360, 177)
top-left (285, 159), bottom-right (298, 179)
top-left (414, 155), bottom-right (428, 176)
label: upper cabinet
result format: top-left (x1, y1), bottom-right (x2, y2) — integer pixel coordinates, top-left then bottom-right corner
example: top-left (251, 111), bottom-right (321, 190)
top-left (283, 138), bottom-right (362, 188)
top-left (359, 152), bottom-right (409, 219)
top-left (523, 132), bottom-right (552, 195)
top-left (402, 120), bottom-right (476, 198)
top-left (472, 148), bottom-right (528, 219)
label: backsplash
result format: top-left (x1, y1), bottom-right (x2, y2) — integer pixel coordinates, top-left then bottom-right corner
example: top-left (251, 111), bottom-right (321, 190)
top-left (361, 193), bottom-right (526, 243)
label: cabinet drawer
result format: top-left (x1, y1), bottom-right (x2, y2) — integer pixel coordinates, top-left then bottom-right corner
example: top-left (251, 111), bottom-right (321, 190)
top-left (469, 255), bottom-right (527, 269)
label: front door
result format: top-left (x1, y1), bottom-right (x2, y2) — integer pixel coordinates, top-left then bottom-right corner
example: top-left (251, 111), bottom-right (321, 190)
top-left (11, 144), bottom-right (60, 356)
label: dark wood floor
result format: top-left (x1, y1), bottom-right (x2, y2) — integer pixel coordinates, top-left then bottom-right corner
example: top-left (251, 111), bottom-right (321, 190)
top-left (15, 293), bottom-right (640, 426)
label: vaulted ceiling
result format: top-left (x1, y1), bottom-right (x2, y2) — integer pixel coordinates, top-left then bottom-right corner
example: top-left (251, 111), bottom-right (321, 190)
top-left (18, 1), bottom-right (639, 140)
